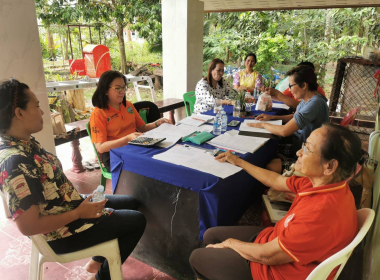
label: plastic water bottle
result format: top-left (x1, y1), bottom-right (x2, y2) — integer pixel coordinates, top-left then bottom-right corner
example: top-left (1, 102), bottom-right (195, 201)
top-left (92, 185), bottom-right (105, 202)
top-left (220, 109), bottom-right (227, 132)
top-left (213, 111), bottom-right (222, 135)
top-left (233, 100), bottom-right (241, 118)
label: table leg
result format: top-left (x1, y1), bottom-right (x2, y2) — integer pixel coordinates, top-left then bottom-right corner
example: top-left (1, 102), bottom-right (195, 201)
top-left (71, 139), bottom-right (85, 173)
top-left (169, 109), bottom-right (175, 125)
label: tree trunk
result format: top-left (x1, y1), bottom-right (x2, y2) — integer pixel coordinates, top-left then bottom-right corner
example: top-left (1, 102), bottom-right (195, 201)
top-left (225, 46), bottom-right (229, 63)
top-left (64, 30), bottom-right (69, 60)
top-left (66, 89), bottom-right (85, 111)
top-left (116, 22), bottom-right (129, 74)
top-left (303, 25), bottom-right (308, 57)
top-left (125, 23), bottom-right (133, 50)
top-left (46, 26), bottom-right (56, 59)
top-left (356, 15), bottom-right (364, 55)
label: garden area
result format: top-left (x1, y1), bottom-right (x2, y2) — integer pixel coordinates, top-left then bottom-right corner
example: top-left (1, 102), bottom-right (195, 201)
top-left (35, 1), bottom-right (380, 125)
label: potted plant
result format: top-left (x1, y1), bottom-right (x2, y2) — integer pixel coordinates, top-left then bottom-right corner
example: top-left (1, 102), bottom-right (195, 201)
top-left (230, 89), bottom-right (246, 112)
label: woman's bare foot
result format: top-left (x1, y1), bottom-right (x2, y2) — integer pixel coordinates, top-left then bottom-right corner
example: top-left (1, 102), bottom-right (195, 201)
top-left (85, 259), bottom-right (102, 273)
top-left (86, 275), bottom-right (96, 280)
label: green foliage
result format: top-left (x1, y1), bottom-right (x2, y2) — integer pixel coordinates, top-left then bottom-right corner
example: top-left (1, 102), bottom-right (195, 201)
top-left (203, 8), bottom-right (380, 91)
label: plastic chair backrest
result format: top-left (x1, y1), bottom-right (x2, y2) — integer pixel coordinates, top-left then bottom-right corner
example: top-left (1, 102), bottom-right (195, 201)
top-left (183, 91), bottom-right (196, 116)
top-left (86, 122), bottom-right (111, 180)
top-left (340, 106), bottom-right (360, 127)
top-left (133, 101), bottom-right (160, 123)
top-left (306, 208), bottom-right (375, 280)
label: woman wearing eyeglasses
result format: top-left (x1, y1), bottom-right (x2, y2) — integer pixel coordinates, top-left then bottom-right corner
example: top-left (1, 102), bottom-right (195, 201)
top-left (190, 123), bottom-right (362, 280)
top-left (247, 66), bottom-right (329, 172)
top-left (90, 70), bottom-right (171, 171)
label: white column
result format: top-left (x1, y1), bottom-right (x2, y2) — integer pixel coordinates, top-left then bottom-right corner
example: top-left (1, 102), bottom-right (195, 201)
top-left (162, 0), bottom-right (204, 99)
top-left (0, 0), bottom-right (55, 154)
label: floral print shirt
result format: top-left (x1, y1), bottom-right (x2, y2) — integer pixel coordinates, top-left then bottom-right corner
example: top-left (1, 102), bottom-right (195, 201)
top-left (193, 78), bottom-right (233, 114)
top-left (233, 70), bottom-right (262, 89)
top-left (0, 135), bottom-right (113, 241)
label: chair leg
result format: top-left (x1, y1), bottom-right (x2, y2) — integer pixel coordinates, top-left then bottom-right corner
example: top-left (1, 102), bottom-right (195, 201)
top-left (29, 243), bottom-right (39, 280)
top-left (108, 256), bottom-right (123, 280)
top-left (100, 174), bottom-right (107, 187)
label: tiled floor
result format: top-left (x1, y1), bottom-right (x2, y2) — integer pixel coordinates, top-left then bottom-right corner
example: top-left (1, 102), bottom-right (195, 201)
top-left (0, 164), bottom-right (177, 280)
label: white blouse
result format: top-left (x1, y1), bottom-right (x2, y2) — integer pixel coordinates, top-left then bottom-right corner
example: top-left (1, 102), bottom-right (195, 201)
top-left (193, 78), bottom-right (233, 114)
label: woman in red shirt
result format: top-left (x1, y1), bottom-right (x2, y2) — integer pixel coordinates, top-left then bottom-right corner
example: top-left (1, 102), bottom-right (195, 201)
top-left (190, 123), bottom-right (363, 280)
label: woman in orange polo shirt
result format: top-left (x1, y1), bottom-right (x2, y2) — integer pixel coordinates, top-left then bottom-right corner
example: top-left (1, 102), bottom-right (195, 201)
top-left (90, 70), bottom-right (171, 171)
top-left (190, 123), bottom-right (363, 280)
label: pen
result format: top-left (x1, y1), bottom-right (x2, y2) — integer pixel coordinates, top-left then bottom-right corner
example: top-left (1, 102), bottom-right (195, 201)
top-left (191, 117), bottom-right (206, 122)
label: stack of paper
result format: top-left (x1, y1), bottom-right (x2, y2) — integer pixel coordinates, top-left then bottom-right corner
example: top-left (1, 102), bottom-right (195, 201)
top-left (239, 119), bottom-right (282, 134)
top-left (143, 123), bottom-right (213, 148)
top-left (272, 103), bottom-right (290, 110)
top-left (262, 195), bottom-right (290, 223)
top-left (152, 145), bottom-right (242, 179)
top-left (208, 133), bottom-right (269, 154)
top-left (178, 114), bottom-right (214, 127)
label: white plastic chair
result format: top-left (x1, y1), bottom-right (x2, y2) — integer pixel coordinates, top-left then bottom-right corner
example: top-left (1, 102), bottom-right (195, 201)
top-left (306, 208), bottom-right (375, 280)
top-left (0, 190), bottom-right (11, 218)
top-left (29, 235), bottom-right (123, 280)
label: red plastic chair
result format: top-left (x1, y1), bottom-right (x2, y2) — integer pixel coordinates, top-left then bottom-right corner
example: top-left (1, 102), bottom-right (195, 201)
top-left (340, 106), bottom-right (360, 127)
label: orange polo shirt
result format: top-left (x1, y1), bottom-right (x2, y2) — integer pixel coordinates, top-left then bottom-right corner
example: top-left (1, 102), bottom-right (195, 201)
top-left (90, 101), bottom-right (145, 143)
top-left (283, 86), bottom-right (326, 100)
top-left (251, 176), bottom-right (357, 280)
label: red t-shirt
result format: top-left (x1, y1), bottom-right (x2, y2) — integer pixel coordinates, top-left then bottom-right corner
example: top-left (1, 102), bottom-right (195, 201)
top-left (283, 86), bottom-right (326, 99)
top-left (90, 101), bottom-right (145, 143)
top-left (250, 176), bottom-right (357, 280)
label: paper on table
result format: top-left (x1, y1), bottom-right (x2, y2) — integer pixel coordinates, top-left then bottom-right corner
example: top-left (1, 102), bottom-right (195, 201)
top-left (143, 123), bottom-right (213, 148)
top-left (239, 119), bottom-right (282, 134)
top-left (152, 145), bottom-right (242, 179)
top-left (272, 103), bottom-right (290, 110)
top-left (209, 133), bottom-right (269, 154)
top-left (178, 114), bottom-right (213, 127)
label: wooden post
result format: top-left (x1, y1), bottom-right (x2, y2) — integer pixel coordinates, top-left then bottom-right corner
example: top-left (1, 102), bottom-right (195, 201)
top-left (329, 59), bottom-right (347, 113)
top-left (71, 139), bottom-right (85, 173)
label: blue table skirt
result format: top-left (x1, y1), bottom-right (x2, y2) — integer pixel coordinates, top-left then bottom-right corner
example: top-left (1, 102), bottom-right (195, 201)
top-left (110, 102), bottom-right (288, 240)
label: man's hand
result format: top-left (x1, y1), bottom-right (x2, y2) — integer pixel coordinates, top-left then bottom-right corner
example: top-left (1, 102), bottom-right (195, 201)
top-left (126, 132), bottom-right (144, 142)
top-left (75, 195), bottom-right (106, 219)
top-left (215, 151), bottom-right (242, 166)
top-left (247, 122), bottom-right (265, 129)
top-left (254, 114), bottom-right (274, 121)
top-left (156, 118), bottom-right (173, 126)
top-left (206, 238), bottom-right (235, 249)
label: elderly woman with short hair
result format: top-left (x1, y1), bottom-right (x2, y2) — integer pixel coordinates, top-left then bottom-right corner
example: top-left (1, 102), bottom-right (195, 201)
top-left (189, 123), bottom-right (362, 280)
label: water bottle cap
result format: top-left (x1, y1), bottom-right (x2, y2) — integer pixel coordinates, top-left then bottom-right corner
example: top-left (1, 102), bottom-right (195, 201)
top-left (97, 185), bottom-right (105, 193)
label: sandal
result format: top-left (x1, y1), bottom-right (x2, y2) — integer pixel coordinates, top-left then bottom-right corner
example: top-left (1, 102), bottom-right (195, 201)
top-left (83, 161), bottom-right (95, 171)
top-left (89, 161), bottom-right (100, 169)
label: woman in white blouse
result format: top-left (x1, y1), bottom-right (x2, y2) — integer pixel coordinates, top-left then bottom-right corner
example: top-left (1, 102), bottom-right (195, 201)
top-left (193, 58), bottom-right (233, 114)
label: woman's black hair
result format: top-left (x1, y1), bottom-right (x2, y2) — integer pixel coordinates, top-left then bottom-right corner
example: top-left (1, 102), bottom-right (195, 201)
top-left (297, 61), bottom-right (315, 71)
top-left (286, 65), bottom-right (318, 91)
top-left (244, 53), bottom-right (257, 64)
top-left (320, 123), bottom-right (363, 180)
top-left (0, 79), bottom-right (30, 135)
top-left (204, 58), bottom-right (225, 88)
top-left (92, 70), bottom-right (127, 109)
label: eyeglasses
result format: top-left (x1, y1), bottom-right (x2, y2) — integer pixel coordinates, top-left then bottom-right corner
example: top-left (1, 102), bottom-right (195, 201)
top-left (109, 86), bottom-right (127, 93)
top-left (289, 83), bottom-right (297, 89)
top-left (301, 142), bottom-right (317, 155)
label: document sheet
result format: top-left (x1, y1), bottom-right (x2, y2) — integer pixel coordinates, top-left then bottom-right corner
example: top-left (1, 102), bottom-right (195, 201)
top-left (208, 133), bottom-right (269, 154)
top-left (178, 114), bottom-right (214, 126)
top-left (239, 119), bottom-right (282, 134)
top-left (144, 123), bottom-right (213, 148)
top-left (152, 144), bottom-right (242, 179)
